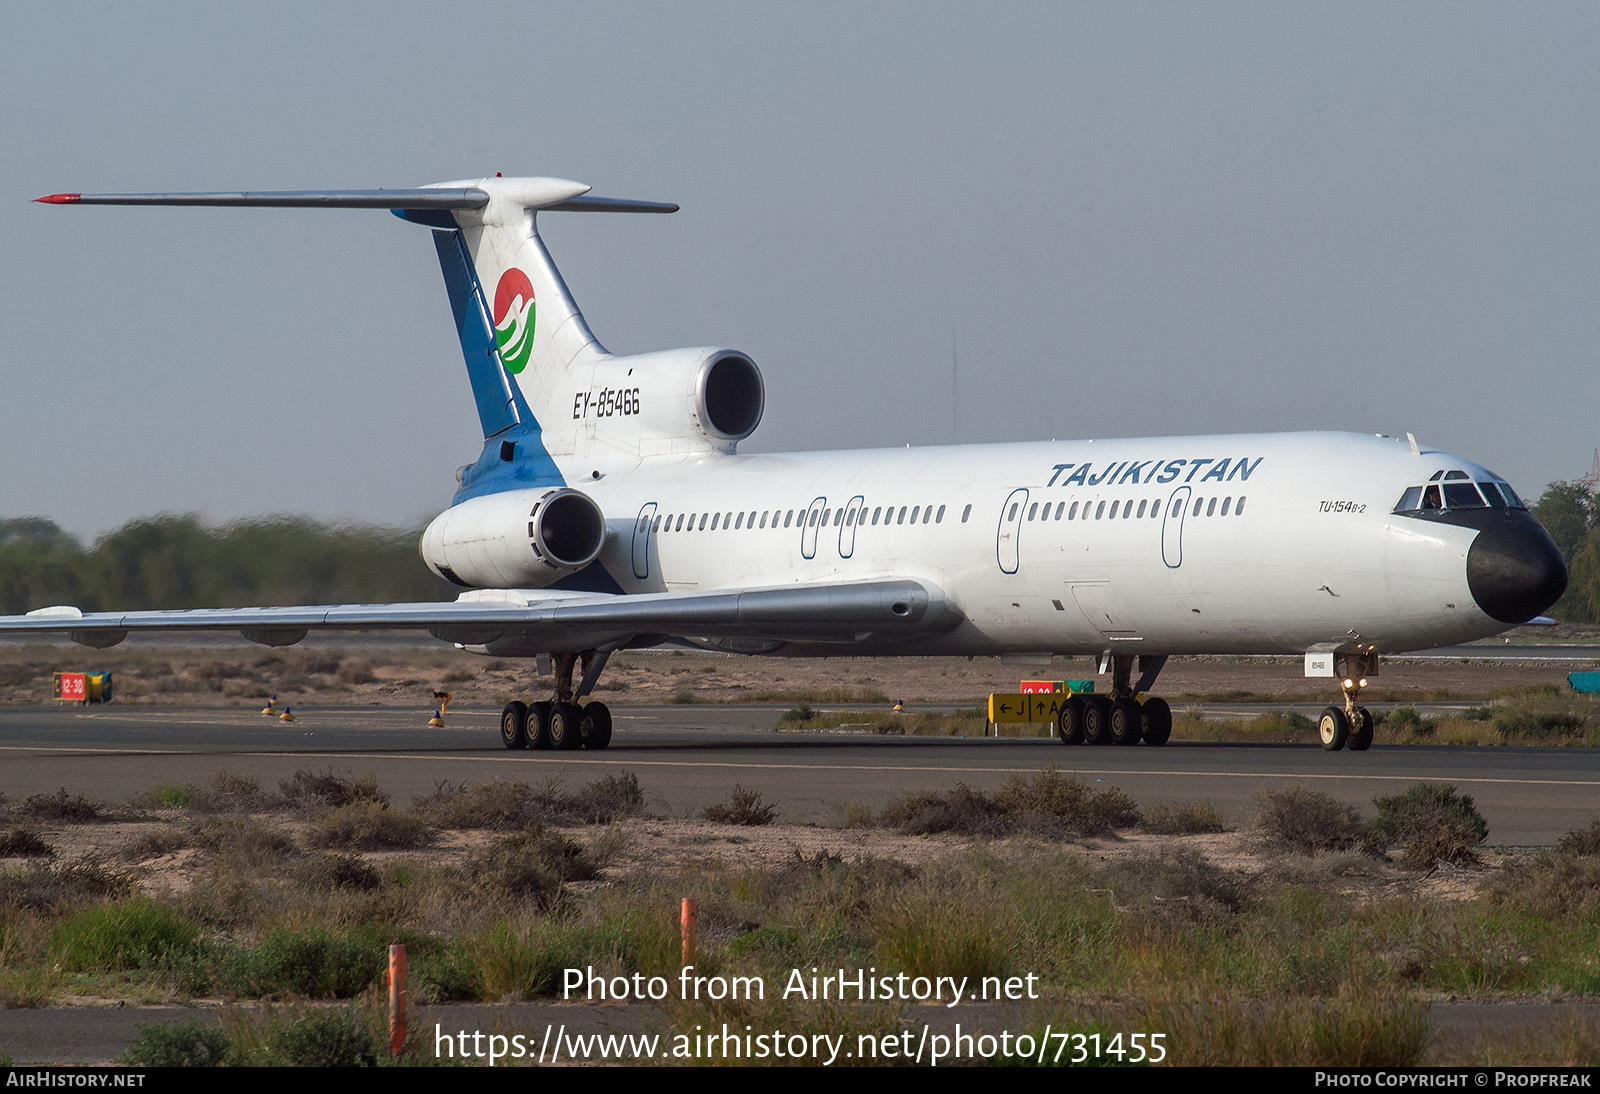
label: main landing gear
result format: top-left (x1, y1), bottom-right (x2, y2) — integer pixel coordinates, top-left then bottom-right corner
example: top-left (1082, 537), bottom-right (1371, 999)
top-left (499, 649), bottom-right (614, 751)
top-left (1057, 653), bottom-right (1172, 747)
top-left (1318, 673), bottom-right (1374, 752)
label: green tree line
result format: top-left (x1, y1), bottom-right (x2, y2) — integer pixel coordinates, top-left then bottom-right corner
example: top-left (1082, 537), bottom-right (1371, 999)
top-left (1532, 482), bottom-right (1600, 624)
top-left (0, 515), bottom-right (455, 614)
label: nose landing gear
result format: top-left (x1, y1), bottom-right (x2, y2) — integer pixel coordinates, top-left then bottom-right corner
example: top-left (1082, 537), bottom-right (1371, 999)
top-left (1319, 672), bottom-right (1374, 752)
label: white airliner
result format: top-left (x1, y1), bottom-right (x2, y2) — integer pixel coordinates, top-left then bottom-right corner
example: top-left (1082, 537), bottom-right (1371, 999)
top-left (5, 176), bottom-right (1568, 753)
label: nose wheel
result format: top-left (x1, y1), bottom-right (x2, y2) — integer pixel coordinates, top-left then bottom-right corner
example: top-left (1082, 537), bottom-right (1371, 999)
top-left (1320, 674), bottom-right (1373, 752)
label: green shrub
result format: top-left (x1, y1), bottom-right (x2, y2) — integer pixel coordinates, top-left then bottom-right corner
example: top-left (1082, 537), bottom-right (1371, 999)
top-left (1252, 786), bottom-right (1364, 855)
top-left (1367, 784), bottom-right (1487, 868)
top-left (251, 1007), bottom-right (379, 1067)
top-left (51, 899), bottom-right (200, 972)
top-left (131, 783), bottom-right (195, 810)
top-left (222, 928), bottom-right (382, 998)
top-left (470, 828), bottom-right (598, 910)
top-left (121, 1019), bottom-right (231, 1067)
top-left (995, 768), bottom-right (1142, 836)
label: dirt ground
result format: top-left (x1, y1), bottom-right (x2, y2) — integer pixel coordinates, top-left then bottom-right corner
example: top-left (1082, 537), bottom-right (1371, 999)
top-left (1, 625), bottom-right (1593, 710)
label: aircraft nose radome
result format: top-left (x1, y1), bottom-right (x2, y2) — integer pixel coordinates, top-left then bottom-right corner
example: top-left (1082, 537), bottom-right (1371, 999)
top-left (1466, 512), bottom-right (1569, 624)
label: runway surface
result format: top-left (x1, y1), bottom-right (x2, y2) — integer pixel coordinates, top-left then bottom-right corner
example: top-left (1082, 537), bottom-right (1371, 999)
top-left (2, 703), bottom-right (1596, 844)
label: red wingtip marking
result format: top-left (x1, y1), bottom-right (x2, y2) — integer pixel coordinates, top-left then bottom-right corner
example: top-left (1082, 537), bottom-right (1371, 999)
top-left (33, 193), bottom-right (81, 204)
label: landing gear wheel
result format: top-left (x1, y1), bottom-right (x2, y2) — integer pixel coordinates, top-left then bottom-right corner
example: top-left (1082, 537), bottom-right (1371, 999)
top-left (528, 701), bottom-right (553, 750)
top-left (1083, 696), bottom-right (1114, 746)
top-left (1348, 707), bottom-right (1374, 752)
top-left (1057, 696), bottom-right (1086, 745)
top-left (1109, 698), bottom-right (1143, 746)
top-left (549, 702), bottom-right (584, 750)
top-left (1139, 696), bottom-right (1173, 746)
top-left (499, 701), bottom-right (528, 750)
top-left (581, 701), bottom-right (613, 750)
top-left (1319, 706), bottom-right (1350, 751)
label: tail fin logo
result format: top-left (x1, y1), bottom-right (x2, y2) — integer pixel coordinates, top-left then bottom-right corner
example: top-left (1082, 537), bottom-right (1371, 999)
top-left (492, 268), bottom-right (536, 374)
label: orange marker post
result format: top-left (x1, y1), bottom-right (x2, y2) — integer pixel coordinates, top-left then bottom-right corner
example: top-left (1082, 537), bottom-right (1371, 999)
top-left (388, 944), bottom-right (407, 1056)
top-left (680, 898), bottom-right (697, 968)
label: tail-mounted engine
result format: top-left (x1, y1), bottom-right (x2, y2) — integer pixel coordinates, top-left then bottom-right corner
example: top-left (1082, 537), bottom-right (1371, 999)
top-left (421, 487), bottom-right (607, 589)
top-left (557, 347), bottom-right (765, 457)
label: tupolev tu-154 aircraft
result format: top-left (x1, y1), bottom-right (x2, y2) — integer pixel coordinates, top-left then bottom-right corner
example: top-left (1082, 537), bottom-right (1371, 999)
top-left (3, 176), bottom-right (1568, 752)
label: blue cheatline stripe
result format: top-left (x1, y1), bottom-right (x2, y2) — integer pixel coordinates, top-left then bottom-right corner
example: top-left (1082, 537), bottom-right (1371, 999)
top-left (431, 229), bottom-right (532, 438)
top-left (424, 229), bottom-right (565, 501)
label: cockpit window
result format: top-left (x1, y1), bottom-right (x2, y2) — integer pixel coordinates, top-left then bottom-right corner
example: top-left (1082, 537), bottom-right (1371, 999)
top-left (1395, 474), bottom-right (1527, 513)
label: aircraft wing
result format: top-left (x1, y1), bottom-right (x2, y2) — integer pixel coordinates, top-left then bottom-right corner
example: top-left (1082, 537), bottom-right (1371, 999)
top-left (0, 579), bottom-right (959, 653)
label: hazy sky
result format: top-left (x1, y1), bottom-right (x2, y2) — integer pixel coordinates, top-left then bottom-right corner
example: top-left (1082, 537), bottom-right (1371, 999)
top-left (2, 2), bottom-right (1595, 541)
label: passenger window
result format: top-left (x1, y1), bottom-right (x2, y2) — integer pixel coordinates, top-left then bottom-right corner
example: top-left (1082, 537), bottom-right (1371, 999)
top-left (937, 505), bottom-right (946, 523)
top-left (653, 515), bottom-right (663, 531)
top-left (1123, 501), bottom-right (1133, 519)
top-left (1207, 498), bottom-right (1217, 516)
top-left (1028, 503), bottom-right (1038, 520)
top-left (1235, 497), bottom-right (1246, 516)
top-left (1136, 499), bottom-right (1147, 518)
top-left (961, 504), bottom-right (971, 523)
top-left (1008, 503), bottom-right (1018, 521)
top-left (1193, 498), bottom-right (1204, 517)
top-left (872, 507), bottom-right (882, 525)
top-left (899, 507), bottom-right (907, 524)
top-left (923, 506), bottom-right (933, 524)
top-left (1095, 501), bottom-right (1105, 519)
top-left (735, 513), bottom-right (744, 530)
top-left (1068, 502), bottom-right (1079, 519)
top-left (1109, 501), bottom-right (1119, 519)
top-left (698, 514), bottom-right (708, 530)
top-left (910, 506), bottom-right (921, 524)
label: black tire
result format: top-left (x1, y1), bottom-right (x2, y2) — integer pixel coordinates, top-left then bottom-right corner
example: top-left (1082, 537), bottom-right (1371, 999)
top-left (528, 701), bottom-right (553, 750)
top-left (582, 700), bottom-right (613, 750)
top-left (499, 701), bottom-right (528, 750)
top-left (1319, 706), bottom-right (1350, 751)
top-left (1140, 696), bottom-right (1173, 746)
top-left (1349, 707), bottom-right (1374, 752)
top-left (1083, 695), bottom-right (1114, 745)
top-left (1109, 697), bottom-right (1143, 745)
top-left (1057, 696), bottom-right (1086, 745)
top-left (550, 702), bottom-right (584, 750)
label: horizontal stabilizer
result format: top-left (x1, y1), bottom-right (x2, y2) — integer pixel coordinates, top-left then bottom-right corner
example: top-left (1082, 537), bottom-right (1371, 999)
top-left (35, 189), bottom-right (491, 210)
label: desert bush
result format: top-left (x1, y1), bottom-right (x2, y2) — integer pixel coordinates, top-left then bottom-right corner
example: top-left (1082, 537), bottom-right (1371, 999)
top-left (567, 772), bottom-right (644, 825)
top-left (1483, 852), bottom-right (1600, 919)
top-left (702, 785), bottom-right (778, 826)
top-left (1252, 786), bottom-right (1364, 855)
top-left (0, 828), bottom-right (53, 858)
top-left (304, 801), bottom-right (434, 851)
top-left (1366, 784), bottom-right (1487, 868)
top-left (413, 778), bottom-right (542, 830)
top-left (994, 768), bottom-right (1142, 836)
top-left (15, 789), bottom-right (99, 824)
top-left (186, 817), bottom-right (297, 863)
top-left (277, 770), bottom-right (387, 813)
top-left (1095, 847), bottom-right (1250, 918)
top-left (192, 771), bottom-right (274, 814)
top-left (0, 859), bottom-right (131, 912)
top-left (1558, 819), bottom-right (1600, 857)
top-left (294, 854), bottom-right (382, 892)
top-left (121, 1019), bottom-right (232, 1067)
top-left (336, 659), bottom-right (376, 685)
top-left (470, 828), bottom-right (599, 910)
top-left (1141, 801), bottom-right (1227, 835)
top-left (881, 785), bottom-right (1007, 836)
